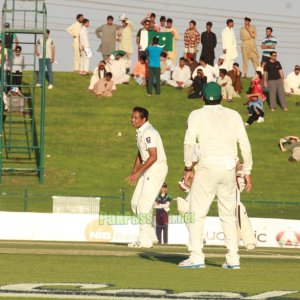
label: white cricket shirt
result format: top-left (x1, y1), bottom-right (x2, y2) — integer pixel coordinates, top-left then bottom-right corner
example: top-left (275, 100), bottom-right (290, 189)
top-left (184, 105), bottom-right (253, 174)
top-left (136, 121), bottom-right (167, 166)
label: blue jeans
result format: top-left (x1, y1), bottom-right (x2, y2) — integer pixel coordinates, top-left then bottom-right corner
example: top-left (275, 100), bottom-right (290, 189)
top-left (38, 58), bottom-right (53, 85)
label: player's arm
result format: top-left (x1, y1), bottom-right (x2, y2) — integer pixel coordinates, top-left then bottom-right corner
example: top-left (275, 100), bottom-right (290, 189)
top-left (237, 115), bottom-right (253, 193)
top-left (125, 151), bottom-right (142, 185)
top-left (279, 138), bottom-right (288, 152)
top-left (126, 147), bottom-right (157, 185)
top-left (183, 112), bottom-right (198, 186)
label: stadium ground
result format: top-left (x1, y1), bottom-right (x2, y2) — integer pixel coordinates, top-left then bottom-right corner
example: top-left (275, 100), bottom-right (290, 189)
top-left (0, 240), bottom-right (299, 300)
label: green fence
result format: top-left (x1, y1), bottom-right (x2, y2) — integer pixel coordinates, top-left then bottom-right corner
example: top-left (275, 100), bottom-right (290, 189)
top-left (0, 186), bottom-right (299, 220)
top-left (0, 186), bottom-right (126, 215)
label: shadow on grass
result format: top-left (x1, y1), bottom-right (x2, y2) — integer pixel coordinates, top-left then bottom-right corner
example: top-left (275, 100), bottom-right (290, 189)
top-left (138, 252), bottom-right (221, 268)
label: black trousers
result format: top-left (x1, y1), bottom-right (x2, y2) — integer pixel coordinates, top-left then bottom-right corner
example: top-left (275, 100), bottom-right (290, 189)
top-left (156, 210), bottom-right (169, 244)
top-left (246, 107), bottom-right (264, 125)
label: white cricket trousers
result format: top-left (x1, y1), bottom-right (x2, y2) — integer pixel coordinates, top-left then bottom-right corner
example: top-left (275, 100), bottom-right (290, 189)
top-left (188, 162), bottom-right (239, 266)
top-left (73, 37), bottom-right (80, 71)
top-left (131, 163), bottom-right (168, 246)
top-left (80, 50), bottom-right (90, 73)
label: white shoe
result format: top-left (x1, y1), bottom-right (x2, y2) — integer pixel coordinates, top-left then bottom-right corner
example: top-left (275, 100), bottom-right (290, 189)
top-left (48, 84), bottom-right (53, 89)
top-left (257, 117), bottom-right (264, 123)
top-left (178, 259), bottom-right (205, 268)
top-left (222, 262), bottom-right (240, 269)
top-left (244, 123), bottom-right (249, 127)
top-left (128, 242), bottom-right (153, 248)
top-left (36, 83), bottom-right (41, 87)
top-left (245, 243), bottom-right (256, 251)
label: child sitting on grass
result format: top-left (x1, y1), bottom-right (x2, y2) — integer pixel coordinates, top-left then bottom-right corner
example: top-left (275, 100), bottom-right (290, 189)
top-left (244, 93), bottom-right (264, 126)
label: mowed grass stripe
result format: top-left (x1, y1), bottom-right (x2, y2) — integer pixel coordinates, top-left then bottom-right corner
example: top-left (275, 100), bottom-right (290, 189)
top-left (0, 241), bottom-right (299, 259)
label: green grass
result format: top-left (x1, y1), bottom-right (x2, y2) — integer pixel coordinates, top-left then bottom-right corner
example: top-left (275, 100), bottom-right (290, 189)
top-left (0, 241), bottom-right (299, 299)
top-left (1, 72), bottom-right (300, 217)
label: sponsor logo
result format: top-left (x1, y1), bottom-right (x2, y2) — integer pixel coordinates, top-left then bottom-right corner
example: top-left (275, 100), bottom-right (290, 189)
top-left (276, 228), bottom-right (300, 247)
top-left (0, 283), bottom-right (298, 299)
top-left (85, 220), bottom-right (113, 242)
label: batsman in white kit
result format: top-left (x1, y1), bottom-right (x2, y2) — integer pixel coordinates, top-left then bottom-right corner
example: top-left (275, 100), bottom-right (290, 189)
top-left (126, 107), bottom-right (168, 248)
top-left (179, 82), bottom-right (253, 269)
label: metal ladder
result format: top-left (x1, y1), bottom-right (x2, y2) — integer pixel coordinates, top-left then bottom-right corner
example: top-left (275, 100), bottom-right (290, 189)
top-left (0, 0), bottom-right (47, 183)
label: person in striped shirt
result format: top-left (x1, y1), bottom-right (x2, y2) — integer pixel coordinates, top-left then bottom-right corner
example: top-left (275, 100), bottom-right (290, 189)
top-left (261, 27), bottom-right (277, 67)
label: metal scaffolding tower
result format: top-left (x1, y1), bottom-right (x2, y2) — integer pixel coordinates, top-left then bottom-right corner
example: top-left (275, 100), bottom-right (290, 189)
top-left (0, 0), bottom-right (47, 183)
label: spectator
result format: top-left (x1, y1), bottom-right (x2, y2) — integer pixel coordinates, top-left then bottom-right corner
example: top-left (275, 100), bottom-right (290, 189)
top-left (0, 22), bottom-right (19, 66)
top-left (213, 55), bottom-right (229, 79)
top-left (200, 21), bottom-right (217, 66)
top-left (250, 70), bottom-right (266, 100)
top-left (66, 14), bottom-right (83, 72)
top-left (154, 183), bottom-right (172, 244)
top-left (222, 19), bottom-right (238, 71)
top-left (92, 72), bottom-right (114, 97)
top-left (133, 56), bottom-right (147, 86)
top-left (217, 68), bottom-right (240, 102)
top-left (36, 29), bottom-right (55, 89)
top-left (140, 12), bottom-right (157, 31)
top-left (192, 56), bottom-right (217, 82)
top-left (117, 14), bottom-right (134, 73)
top-left (136, 20), bottom-right (151, 59)
top-left (279, 136), bottom-right (300, 162)
top-left (185, 56), bottom-right (199, 77)
top-left (106, 52), bottom-right (130, 85)
top-left (227, 62), bottom-right (242, 94)
top-left (188, 68), bottom-right (207, 99)
top-left (79, 19), bottom-right (91, 76)
top-left (11, 45), bottom-right (25, 87)
top-left (240, 17), bottom-right (259, 78)
top-left (95, 15), bottom-right (121, 60)
top-left (6, 87), bottom-right (24, 112)
top-left (263, 51), bottom-right (287, 112)
top-left (284, 65), bottom-right (300, 96)
top-left (158, 16), bottom-right (166, 32)
top-left (183, 20), bottom-right (200, 60)
top-left (261, 27), bottom-right (277, 68)
top-left (160, 51), bottom-right (174, 83)
top-left (146, 37), bottom-right (163, 96)
top-left (165, 18), bottom-right (180, 65)
top-left (167, 57), bottom-right (192, 89)
top-left (88, 61), bottom-right (107, 91)
top-left (244, 93), bottom-right (265, 126)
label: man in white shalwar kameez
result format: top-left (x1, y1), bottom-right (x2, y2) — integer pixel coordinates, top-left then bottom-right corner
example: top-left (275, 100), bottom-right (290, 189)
top-left (106, 54), bottom-right (130, 85)
top-left (284, 65), bottom-right (300, 95)
top-left (222, 19), bottom-right (238, 71)
top-left (118, 14), bottom-right (134, 72)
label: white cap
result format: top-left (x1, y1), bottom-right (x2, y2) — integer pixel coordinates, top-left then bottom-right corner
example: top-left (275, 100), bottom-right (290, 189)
top-left (118, 13), bottom-right (127, 21)
top-left (11, 87), bottom-right (19, 93)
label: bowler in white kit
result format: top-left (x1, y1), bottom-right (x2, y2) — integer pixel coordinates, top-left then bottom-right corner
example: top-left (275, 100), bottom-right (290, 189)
top-left (126, 107), bottom-right (168, 248)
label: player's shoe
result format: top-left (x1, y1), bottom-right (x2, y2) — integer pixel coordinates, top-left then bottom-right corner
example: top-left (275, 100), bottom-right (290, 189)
top-left (222, 263), bottom-right (240, 269)
top-left (245, 243), bottom-right (256, 251)
top-left (178, 259), bottom-right (205, 269)
top-left (128, 241), bottom-right (153, 248)
top-left (257, 117), bottom-right (264, 123)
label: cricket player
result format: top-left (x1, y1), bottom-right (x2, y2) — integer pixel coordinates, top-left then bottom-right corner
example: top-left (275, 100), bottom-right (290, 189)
top-left (179, 82), bottom-right (253, 269)
top-left (126, 107), bottom-right (168, 248)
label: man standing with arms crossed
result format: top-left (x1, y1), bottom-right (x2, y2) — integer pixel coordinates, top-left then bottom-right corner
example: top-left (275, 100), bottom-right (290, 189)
top-left (179, 82), bottom-right (253, 269)
top-left (126, 107), bottom-right (168, 248)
